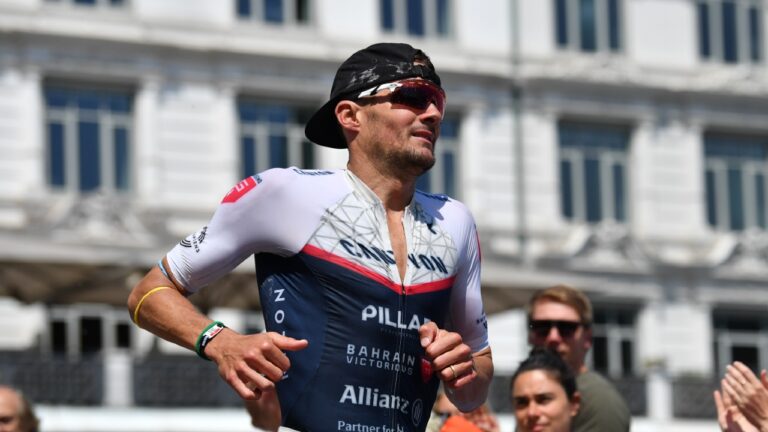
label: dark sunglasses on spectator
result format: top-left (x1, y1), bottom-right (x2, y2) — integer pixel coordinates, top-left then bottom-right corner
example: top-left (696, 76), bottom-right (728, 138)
top-left (528, 320), bottom-right (583, 338)
top-left (356, 78), bottom-right (446, 116)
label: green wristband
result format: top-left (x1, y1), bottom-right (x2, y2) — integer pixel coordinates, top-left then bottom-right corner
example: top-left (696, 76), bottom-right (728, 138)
top-left (195, 321), bottom-right (226, 361)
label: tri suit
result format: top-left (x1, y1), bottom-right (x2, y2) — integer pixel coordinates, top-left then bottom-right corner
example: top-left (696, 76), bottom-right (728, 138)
top-left (165, 167), bottom-right (489, 432)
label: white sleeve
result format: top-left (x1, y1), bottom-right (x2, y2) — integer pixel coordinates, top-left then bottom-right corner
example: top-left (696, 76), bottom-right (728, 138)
top-left (165, 168), bottom-right (330, 293)
top-left (446, 204), bottom-right (489, 353)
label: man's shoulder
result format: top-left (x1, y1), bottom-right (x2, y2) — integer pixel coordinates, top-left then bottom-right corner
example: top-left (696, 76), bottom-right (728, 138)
top-left (414, 190), bottom-right (474, 221)
top-left (574, 371), bottom-right (631, 432)
top-left (577, 371), bottom-right (625, 398)
top-left (257, 167), bottom-right (344, 193)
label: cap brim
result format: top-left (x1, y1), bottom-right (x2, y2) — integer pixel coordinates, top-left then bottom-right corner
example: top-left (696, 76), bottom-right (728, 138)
top-left (305, 98), bottom-right (347, 149)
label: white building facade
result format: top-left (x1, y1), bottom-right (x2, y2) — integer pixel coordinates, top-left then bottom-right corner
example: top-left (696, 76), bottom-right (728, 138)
top-left (1, 0), bottom-right (766, 430)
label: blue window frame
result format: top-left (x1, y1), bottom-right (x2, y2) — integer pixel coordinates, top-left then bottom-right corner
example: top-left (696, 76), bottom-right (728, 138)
top-left (238, 102), bottom-right (314, 177)
top-left (704, 132), bottom-right (768, 232)
top-left (558, 121), bottom-right (630, 224)
top-left (555, 0), bottom-right (622, 53)
top-left (45, 85), bottom-right (133, 193)
top-left (381, 0), bottom-right (451, 38)
top-left (697, 0), bottom-right (763, 64)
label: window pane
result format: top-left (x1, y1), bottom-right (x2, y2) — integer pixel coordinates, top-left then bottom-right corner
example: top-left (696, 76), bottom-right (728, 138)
top-left (436, 0), bottom-right (450, 35)
top-left (727, 167), bottom-right (744, 230)
top-left (381, 0), bottom-right (394, 31)
top-left (48, 122), bottom-right (66, 187)
top-left (407, 0), bottom-right (425, 36)
top-left (749, 6), bottom-right (761, 62)
top-left (621, 340), bottom-right (633, 374)
top-left (114, 127), bottom-right (129, 190)
top-left (269, 135), bottom-right (288, 168)
top-left (706, 169), bottom-right (718, 227)
top-left (77, 91), bottom-right (100, 110)
top-left (732, 345), bottom-right (759, 372)
top-left (109, 93), bottom-right (132, 113)
top-left (442, 151), bottom-right (455, 197)
top-left (593, 336), bottom-right (609, 373)
top-left (296, 0), bottom-right (309, 23)
top-left (115, 322), bottom-right (131, 349)
top-left (613, 163), bottom-right (625, 221)
top-left (757, 173), bottom-right (766, 229)
top-left (555, 0), bottom-right (568, 47)
top-left (560, 159), bottom-right (574, 219)
top-left (722, 0), bottom-right (738, 63)
top-left (264, 0), bottom-right (283, 23)
top-left (51, 320), bottom-right (67, 354)
top-left (80, 317), bottom-right (102, 354)
top-left (237, 0), bottom-right (251, 18)
top-left (417, 173), bottom-right (431, 192)
top-left (579, 0), bottom-right (597, 52)
top-left (242, 136), bottom-right (256, 177)
top-left (585, 157), bottom-right (602, 222)
top-left (78, 121), bottom-right (101, 192)
top-left (698, 2), bottom-right (711, 58)
top-left (608, 0), bottom-right (620, 51)
top-left (302, 140), bottom-right (314, 169)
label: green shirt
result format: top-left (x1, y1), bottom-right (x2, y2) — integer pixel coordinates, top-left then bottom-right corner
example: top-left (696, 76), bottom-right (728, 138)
top-left (573, 371), bottom-right (631, 432)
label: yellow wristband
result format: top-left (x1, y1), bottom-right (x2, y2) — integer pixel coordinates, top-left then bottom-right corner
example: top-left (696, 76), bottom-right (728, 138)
top-left (133, 286), bottom-right (172, 326)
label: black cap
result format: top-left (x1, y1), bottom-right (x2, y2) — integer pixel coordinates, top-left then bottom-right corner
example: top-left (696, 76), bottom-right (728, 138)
top-left (305, 43), bottom-right (442, 149)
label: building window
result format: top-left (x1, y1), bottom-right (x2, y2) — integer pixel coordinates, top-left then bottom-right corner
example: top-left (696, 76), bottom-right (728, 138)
top-left (555, 0), bottom-right (622, 52)
top-left (238, 102), bottom-right (314, 176)
top-left (45, 85), bottom-right (133, 194)
top-left (713, 310), bottom-right (768, 377)
top-left (559, 121), bottom-right (629, 224)
top-left (416, 116), bottom-right (459, 197)
top-left (704, 132), bottom-right (768, 232)
top-left (697, 0), bottom-right (762, 64)
top-left (45, 0), bottom-right (127, 7)
top-left (381, 0), bottom-right (451, 38)
top-left (236, 0), bottom-right (310, 25)
top-left (590, 306), bottom-right (637, 377)
top-left (47, 306), bottom-right (133, 356)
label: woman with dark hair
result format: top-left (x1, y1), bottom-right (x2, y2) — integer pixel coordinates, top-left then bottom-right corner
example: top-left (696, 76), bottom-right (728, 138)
top-left (510, 348), bottom-right (581, 432)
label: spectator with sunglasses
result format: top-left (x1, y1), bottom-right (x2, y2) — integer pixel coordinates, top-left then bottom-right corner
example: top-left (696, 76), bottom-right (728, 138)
top-left (128, 42), bottom-right (492, 431)
top-left (527, 285), bottom-right (630, 432)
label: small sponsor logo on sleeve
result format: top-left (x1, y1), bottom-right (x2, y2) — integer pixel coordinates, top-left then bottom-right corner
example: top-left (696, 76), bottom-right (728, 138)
top-left (221, 176), bottom-right (260, 204)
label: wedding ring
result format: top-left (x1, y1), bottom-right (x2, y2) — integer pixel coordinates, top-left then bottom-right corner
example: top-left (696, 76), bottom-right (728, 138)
top-left (449, 365), bottom-right (458, 381)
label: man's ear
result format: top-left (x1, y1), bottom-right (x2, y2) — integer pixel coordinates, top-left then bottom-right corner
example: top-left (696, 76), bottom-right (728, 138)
top-left (583, 326), bottom-right (593, 351)
top-left (335, 100), bottom-right (362, 135)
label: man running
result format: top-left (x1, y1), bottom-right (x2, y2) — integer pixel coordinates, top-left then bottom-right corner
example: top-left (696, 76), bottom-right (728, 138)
top-left (128, 42), bottom-right (493, 431)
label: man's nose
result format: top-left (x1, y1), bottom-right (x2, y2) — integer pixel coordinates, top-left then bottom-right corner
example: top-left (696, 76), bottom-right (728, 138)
top-left (420, 102), bottom-right (442, 123)
top-left (545, 326), bottom-right (563, 342)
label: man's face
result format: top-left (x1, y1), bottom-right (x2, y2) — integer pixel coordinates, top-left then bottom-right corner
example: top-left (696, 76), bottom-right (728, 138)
top-left (0, 389), bottom-right (22, 432)
top-left (355, 79), bottom-right (443, 176)
top-left (528, 300), bottom-right (592, 373)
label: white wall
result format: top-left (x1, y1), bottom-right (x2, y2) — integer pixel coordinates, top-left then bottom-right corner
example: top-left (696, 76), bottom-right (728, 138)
top-left (638, 302), bottom-right (713, 376)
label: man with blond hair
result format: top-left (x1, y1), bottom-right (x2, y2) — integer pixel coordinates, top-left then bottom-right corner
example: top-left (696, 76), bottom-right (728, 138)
top-left (526, 284), bottom-right (630, 432)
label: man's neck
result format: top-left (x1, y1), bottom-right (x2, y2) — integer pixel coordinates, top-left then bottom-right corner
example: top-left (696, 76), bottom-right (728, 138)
top-left (347, 160), bottom-right (416, 211)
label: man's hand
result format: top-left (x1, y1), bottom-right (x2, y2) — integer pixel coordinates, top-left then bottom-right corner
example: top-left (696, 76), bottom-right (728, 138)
top-left (205, 330), bottom-right (308, 399)
top-left (419, 322), bottom-right (476, 389)
top-left (722, 362), bottom-right (768, 431)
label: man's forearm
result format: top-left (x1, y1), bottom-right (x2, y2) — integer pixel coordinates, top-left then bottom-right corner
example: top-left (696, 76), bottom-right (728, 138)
top-left (128, 266), bottom-right (211, 351)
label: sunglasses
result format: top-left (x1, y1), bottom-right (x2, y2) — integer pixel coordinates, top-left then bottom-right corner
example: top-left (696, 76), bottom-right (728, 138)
top-left (528, 320), bottom-right (584, 338)
top-left (356, 78), bottom-right (446, 116)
